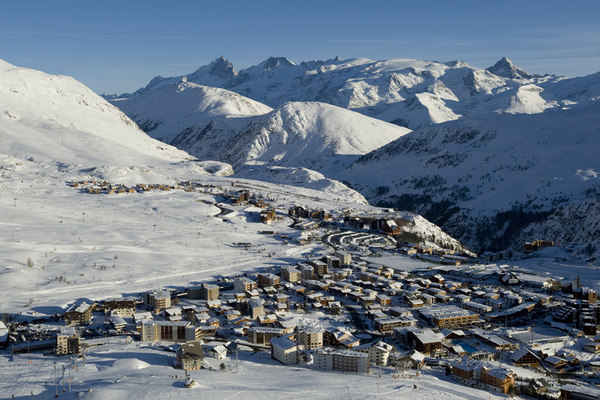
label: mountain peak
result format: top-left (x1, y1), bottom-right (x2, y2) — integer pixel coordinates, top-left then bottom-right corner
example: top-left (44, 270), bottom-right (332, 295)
top-left (486, 57), bottom-right (532, 79)
top-left (261, 57), bottom-right (295, 70)
top-left (207, 56), bottom-right (237, 78)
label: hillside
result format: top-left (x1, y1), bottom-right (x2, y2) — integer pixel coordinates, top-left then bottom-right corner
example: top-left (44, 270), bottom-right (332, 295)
top-left (170, 101), bottom-right (411, 175)
top-left (0, 60), bottom-right (193, 168)
top-left (112, 81), bottom-right (272, 143)
top-left (107, 56), bottom-right (600, 130)
top-left (340, 102), bottom-right (600, 255)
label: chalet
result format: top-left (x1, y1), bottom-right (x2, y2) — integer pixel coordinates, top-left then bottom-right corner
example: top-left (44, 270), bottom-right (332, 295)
top-left (510, 346), bottom-right (541, 367)
top-left (544, 355), bottom-right (568, 370)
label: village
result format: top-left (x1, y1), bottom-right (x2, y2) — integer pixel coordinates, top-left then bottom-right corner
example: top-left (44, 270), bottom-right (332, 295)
top-left (3, 183), bottom-right (600, 400)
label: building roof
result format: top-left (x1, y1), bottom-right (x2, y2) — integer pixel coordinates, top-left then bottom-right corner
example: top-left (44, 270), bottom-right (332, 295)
top-left (510, 346), bottom-right (539, 363)
top-left (270, 336), bottom-right (297, 351)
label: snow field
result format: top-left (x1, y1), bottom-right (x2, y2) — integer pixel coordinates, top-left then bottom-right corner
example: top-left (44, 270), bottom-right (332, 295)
top-left (2, 342), bottom-right (508, 400)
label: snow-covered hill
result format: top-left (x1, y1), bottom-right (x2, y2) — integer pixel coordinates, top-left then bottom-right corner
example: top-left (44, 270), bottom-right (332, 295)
top-left (107, 56), bottom-right (600, 130)
top-left (112, 81), bottom-right (272, 143)
top-left (0, 59), bottom-right (194, 168)
top-left (170, 101), bottom-right (410, 175)
top-left (236, 166), bottom-right (368, 204)
top-left (340, 102), bottom-right (600, 255)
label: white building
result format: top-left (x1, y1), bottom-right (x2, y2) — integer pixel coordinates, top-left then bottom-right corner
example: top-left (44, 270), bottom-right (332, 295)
top-left (271, 335), bottom-right (298, 365)
top-left (313, 348), bottom-right (369, 374)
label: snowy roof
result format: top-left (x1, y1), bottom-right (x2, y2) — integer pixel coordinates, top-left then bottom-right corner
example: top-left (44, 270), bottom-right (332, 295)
top-left (510, 346), bottom-right (539, 362)
top-left (413, 329), bottom-right (443, 344)
top-left (270, 336), bottom-right (298, 350)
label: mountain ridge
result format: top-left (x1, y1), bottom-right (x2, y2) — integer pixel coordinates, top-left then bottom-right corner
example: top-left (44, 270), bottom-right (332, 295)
top-left (106, 55), bottom-right (600, 130)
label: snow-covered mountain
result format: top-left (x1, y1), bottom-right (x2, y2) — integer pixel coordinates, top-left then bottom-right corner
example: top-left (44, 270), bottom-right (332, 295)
top-left (111, 81), bottom-right (272, 143)
top-left (1, 60), bottom-right (376, 200)
top-left (0, 59), bottom-right (194, 167)
top-left (486, 57), bottom-right (533, 80)
top-left (340, 102), bottom-right (600, 256)
top-left (106, 56), bottom-right (600, 130)
top-left (170, 101), bottom-right (410, 175)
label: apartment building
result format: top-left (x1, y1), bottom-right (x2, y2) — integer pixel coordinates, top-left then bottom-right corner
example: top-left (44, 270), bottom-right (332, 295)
top-left (64, 302), bottom-right (96, 326)
top-left (141, 321), bottom-right (201, 342)
top-left (143, 289), bottom-right (171, 310)
top-left (313, 348), bottom-right (369, 374)
top-left (234, 277), bottom-right (257, 293)
top-left (297, 326), bottom-right (323, 349)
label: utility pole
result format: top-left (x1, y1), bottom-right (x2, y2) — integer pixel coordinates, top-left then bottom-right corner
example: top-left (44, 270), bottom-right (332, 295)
top-left (62, 364), bottom-right (66, 392)
top-left (82, 343), bottom-right (86, 366)
top-left (54, 364), bottom-right (58, 398)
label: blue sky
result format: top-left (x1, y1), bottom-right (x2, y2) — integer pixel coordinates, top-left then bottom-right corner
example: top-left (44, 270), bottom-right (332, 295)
top-left (1, 0), bottom-right (599, 94)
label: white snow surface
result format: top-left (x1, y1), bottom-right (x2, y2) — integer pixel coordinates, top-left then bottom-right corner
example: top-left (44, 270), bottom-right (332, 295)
top-left (236, 166), bottom-right (368, 204)
top-left (343, 101), bottom-right (600, 213)
top-left (113, 81), bottom-right (272, 143)
top-left (3, 343), bottom-right (513, 400)
top-left (0, 60), bottom-right (192, 167)
top-left (171, 101), bottom-right (411, 175)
